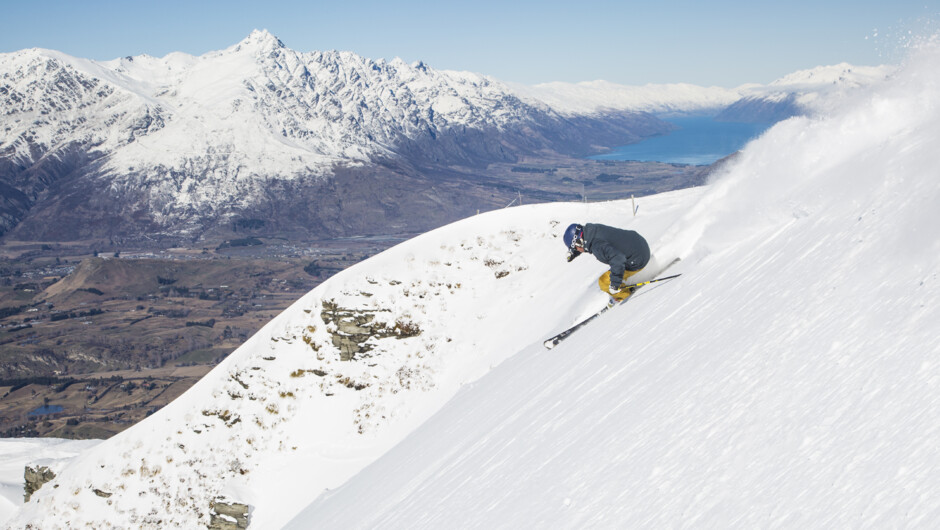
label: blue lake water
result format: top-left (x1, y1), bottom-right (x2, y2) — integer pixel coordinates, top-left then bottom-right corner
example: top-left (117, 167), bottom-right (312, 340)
top-left (28, 404), bottom-right (64, 416)
top-left (590, 116), bottom-right (773, 165)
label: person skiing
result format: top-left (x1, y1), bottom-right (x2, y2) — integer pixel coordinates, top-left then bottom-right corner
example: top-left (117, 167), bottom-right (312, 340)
top-left (563, 222), bottom-right (651, 303)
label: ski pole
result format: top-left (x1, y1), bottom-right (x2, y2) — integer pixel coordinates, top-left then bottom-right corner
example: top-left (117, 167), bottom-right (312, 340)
top-left (622, 273), bottom-right (682, 290)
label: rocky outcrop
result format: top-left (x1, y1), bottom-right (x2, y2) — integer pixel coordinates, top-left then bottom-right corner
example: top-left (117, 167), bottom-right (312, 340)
top-left (24, 465), bottom-right (56, 502)
top-left (320, 300), bottom-right (422, 361)
top-left (208, 499), bottom-right (250, 530)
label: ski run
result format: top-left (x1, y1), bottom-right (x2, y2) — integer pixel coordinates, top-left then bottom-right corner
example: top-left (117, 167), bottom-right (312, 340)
top-left (5, 36), bottom-right (940, 530)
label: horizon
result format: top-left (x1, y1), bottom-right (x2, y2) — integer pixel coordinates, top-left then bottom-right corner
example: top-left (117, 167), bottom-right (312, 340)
top-left (1, 0), bottom-right (937, 87)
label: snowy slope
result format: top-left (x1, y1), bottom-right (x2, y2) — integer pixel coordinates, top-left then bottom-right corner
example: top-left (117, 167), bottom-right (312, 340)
top-left (284, 42), bottom-right (940, 527)
top-left (7, 38), bottom-right (938, 530)
top-left (0, 438), bottom-right (100, 525)
top-left (6, 183), bottom-right (699, 528)
top-left (0, 29), bottom-right (542, 169)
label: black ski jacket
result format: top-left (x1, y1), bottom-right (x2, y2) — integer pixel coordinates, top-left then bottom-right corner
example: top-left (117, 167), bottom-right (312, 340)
top-left (582, 223), bottom-right (651, 288)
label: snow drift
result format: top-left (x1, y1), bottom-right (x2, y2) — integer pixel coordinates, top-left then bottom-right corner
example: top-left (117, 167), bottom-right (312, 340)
top-left (9, 37), bottom-right (940, 530)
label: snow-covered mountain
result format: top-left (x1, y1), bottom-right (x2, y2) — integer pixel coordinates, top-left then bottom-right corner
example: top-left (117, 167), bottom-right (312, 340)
top-left (714, 62), bottom-right (893, 122)
top-left (0, 30), bottom-right (671, 243)
top-left (511, 79), bottom-right (745, 116)
top-left (7, 36), bottom-right (940, 529)
top-left (513, 63), bottom-right (893, 120)
top-left (1, 31), bottom-right (891, 244)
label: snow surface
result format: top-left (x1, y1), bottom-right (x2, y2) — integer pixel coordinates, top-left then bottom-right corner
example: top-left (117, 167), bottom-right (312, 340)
top-left (5, 36), bottom-right (940, 530)
top-left (8, 187), bottom-right (703, 528)
top-left (283, 41), bottom-right (940, 528)
top-left (0, 438), bottom-right (100, 525)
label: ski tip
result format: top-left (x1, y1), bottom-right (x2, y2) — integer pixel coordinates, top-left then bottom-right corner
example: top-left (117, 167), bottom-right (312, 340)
top-left (543, 340), bottom-right (556, 350)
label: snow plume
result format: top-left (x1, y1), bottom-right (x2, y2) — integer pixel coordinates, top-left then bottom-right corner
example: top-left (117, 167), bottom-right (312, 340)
top-left (657, 35), bottom-right (940, 269)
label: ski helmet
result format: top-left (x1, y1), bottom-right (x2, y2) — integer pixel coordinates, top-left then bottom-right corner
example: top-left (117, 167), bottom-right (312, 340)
top-left (563, 223), bottom-right (584, 250)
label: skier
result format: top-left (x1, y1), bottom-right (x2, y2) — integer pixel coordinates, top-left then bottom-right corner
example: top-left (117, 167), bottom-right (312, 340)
top-left (563, 223), bottom-right (651, 303)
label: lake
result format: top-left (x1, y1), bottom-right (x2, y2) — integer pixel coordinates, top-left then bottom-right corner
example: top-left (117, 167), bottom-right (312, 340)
top-left (28, 405), bottom-right (64, 417)
top-left (590, 116), bottom-right (773, 166)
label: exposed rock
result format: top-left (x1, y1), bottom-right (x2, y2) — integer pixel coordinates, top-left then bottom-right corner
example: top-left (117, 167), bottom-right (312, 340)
top-left (208, 499), bottom-right (250, 530)
top-left (24, 465), bottom-right (56, 502)
top-left (320, 300), bottom-right (422, 361)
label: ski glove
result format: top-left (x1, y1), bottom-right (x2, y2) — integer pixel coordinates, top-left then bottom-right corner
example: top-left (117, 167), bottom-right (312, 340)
top-left (566, 249), bottom-right (582, 262)
top-left (607, 283), bottom-right (622, 295)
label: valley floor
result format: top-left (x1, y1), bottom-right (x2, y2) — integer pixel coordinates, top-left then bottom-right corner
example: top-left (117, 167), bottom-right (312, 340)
top-left (0, 239), bottom-right (398, 440)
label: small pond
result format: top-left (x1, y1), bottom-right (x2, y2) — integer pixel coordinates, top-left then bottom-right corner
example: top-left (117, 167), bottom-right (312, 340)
top-left (27, 405), bottom-right (64, 417)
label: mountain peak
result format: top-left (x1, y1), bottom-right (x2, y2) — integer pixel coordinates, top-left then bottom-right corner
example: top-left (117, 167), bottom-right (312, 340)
top-left (235, 29), bottom-right (286, 52)
top-left (769, 62), bottom-right (891, 88)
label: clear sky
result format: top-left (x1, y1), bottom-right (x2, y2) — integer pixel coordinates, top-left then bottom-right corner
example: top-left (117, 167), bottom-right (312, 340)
top-left (1, 0), bottom-right (937, 87)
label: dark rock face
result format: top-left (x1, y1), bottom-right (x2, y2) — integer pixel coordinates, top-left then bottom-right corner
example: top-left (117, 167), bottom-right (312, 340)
top-left (0, 143), bottom-right (101, 237)
top-left (0, 116), bottom-right (672, 245)
top-left (396, 110), bottom-right (674, 166)
top-left (24, 465), bottom-right (56, 502)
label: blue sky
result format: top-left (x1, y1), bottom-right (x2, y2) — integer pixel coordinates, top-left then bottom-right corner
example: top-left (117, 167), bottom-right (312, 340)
top-left (1, 0), bottom-right (937, 86)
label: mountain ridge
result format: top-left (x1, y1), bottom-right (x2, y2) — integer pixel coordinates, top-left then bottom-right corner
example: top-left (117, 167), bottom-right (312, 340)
top-left (0, 31), bottom-right (676, 244)
top-left (0, 31), bottom-right (890, 246)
